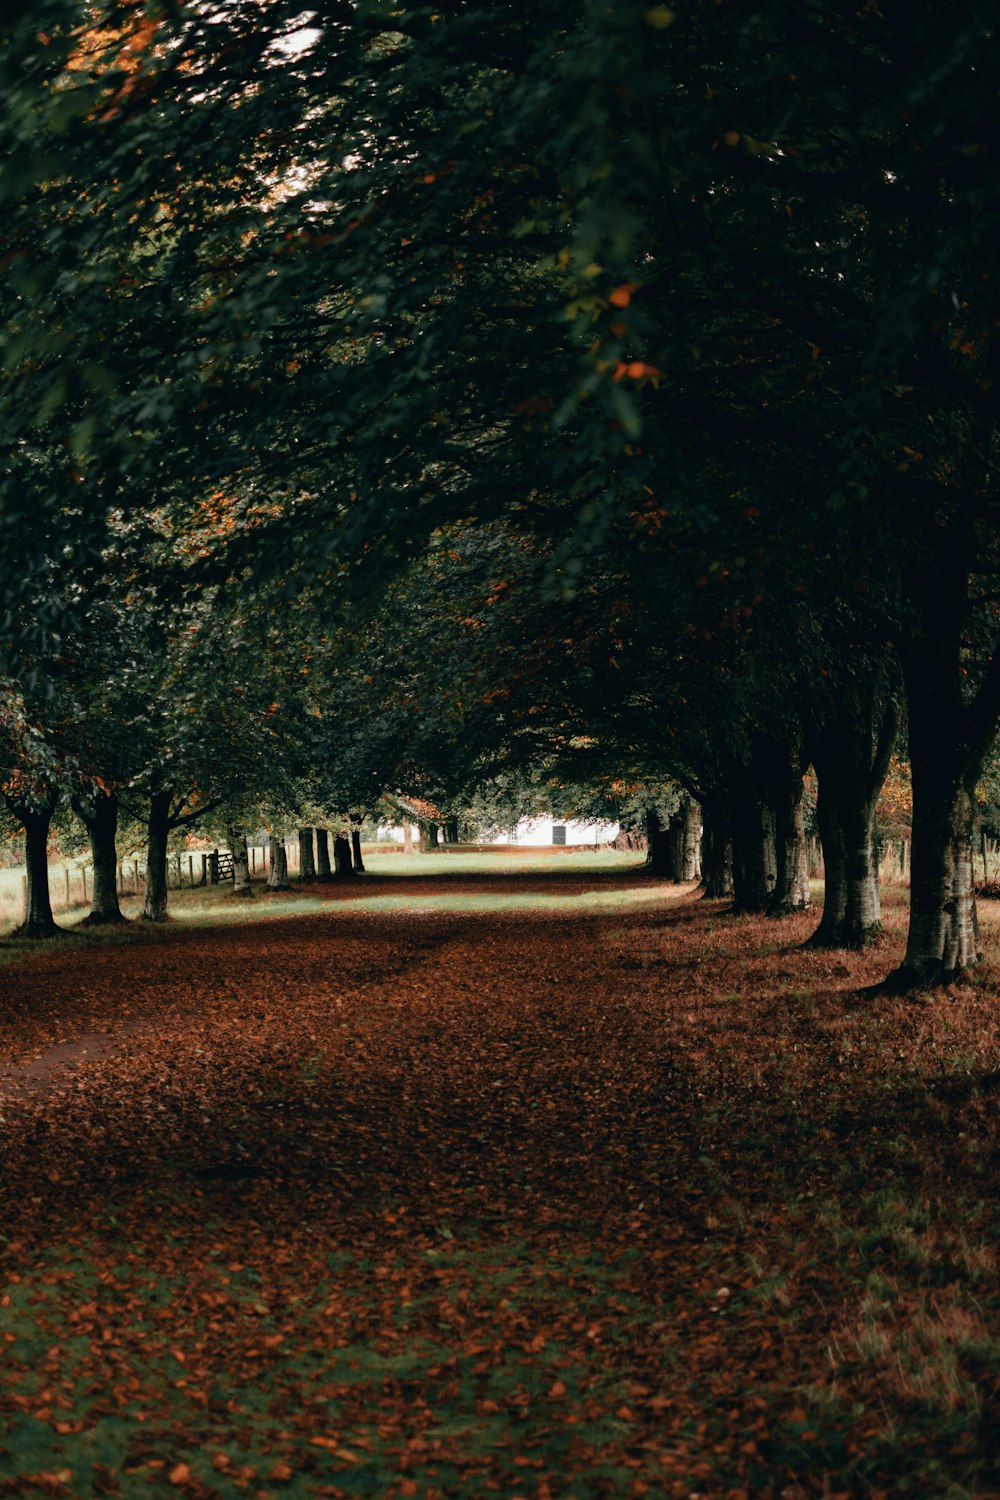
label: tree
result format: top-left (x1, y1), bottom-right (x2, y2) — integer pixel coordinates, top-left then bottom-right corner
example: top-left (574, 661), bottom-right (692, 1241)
top-left (7, 1), bottom-right (1000, 988)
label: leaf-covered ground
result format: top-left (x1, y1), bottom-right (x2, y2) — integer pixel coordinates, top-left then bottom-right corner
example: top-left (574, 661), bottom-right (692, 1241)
top-left (0, 857), bottom-right (998, 1499)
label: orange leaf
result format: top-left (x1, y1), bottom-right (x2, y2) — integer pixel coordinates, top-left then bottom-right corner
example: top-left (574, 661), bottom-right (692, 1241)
top-left (609, 283), bottom-right (640, 307)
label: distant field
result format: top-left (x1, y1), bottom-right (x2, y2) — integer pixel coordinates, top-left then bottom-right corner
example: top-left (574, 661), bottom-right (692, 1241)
top-left (0, 847), bottom-right (640, 936)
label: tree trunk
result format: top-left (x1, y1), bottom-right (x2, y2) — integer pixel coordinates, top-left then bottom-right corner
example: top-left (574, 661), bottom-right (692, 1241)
top-left (334, 834), bottom-right (354, 876)
top-left (143, 790), bottom-right (172, 922)
top-left (645, 808), bottom-right (675, 877)
top-left (351, 826), bottom-right (366, 873)
top-left (266, 839), bottom-right (291, 891)
top-left (5, 789), bottom-right (62, 938)
top-left (678, 797), bottom-right (701, 881)
top-left (298, 827), bottom-right (316, 880)
top-left (699, 797), bottom-right (734, 898)
top-left (804, 658), bottom-right (900, 949)
top-left (808, 772), bottom-right (881, 948)
top-left (731, 796), bottom-right (775, 914)
top-left (895, 772), bottom-right (981, 985)
top-left (315, 827), bottom-right (332, 879)
top-left (768, 760), bottom-right (810, 916)
top-left (228, 827), bottom-right (253, 897)
top-left (668, 817), bottom-right (685, 881)
top-left (873, 574), bottom-right (1000, 988)
top-left (426, 820), bottom-right (440, 850)
top-left (445, 816), bottom-right (460, 844)
top-left (73, 790), bottom-right (126, 926)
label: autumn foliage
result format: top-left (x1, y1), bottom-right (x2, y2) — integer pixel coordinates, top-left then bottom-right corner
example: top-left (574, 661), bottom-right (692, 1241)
top-left (0, 862), bottom-right (997, 1497)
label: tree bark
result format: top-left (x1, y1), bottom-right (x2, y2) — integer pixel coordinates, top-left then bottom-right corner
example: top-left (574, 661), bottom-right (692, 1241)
top-left (228, 827), bottom-right (253, 897)
top-left (645, 808), bottom-right (675, 877)
top-left (445, 816), bottom-right (460, 844)
top-left (5, 788), bottom-right (62, 939)
top-left (315, 827), bottom-right (332, 879)
top-left (426, 820), bottom-right (440, 850)
top-left (699, 796), bottom-right (734, 898)
top-left (73, 790), bottom-right (126, 926)
top-left (730, 794), bottom-right (775, 914)
top-left (266, 838), bottom-right (291, 891)
top-left (677, 797), bottom-right (701, 881)
top-left (334, 834), bottom-right (354, 876)
top-left (804, 658), bottom-right (900, 949)
top-left (143, 790), bottom-right (172, 921)
top-left (900, 776), bottom-right (981, 983)
top-left (298, 827), bottom-right (316, 880)
top-left (351, 826), bottom-right (366, 873)
top-left (808, 766), bottom-right (882, 947)
top-left (768, 753), bottom-right (810, 915)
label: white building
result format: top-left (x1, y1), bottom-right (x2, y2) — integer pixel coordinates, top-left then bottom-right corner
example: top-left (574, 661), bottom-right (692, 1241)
top-left (489, 816), bottom-right (619, 847)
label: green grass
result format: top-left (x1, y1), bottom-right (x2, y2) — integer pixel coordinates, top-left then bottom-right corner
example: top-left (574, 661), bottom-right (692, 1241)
top-left (0, 849), bottom-right (650, 942)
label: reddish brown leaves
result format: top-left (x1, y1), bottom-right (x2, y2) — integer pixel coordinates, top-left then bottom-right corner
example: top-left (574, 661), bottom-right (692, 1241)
top-left (0, 869), bottom-right (996, 1495)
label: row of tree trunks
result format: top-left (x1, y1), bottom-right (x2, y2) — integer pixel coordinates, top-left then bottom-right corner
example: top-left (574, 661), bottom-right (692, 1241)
top-left (702, 735), bottom-right (810, 917)
top-left (2, 800), bottom-right (372, 936)
top-left (291, 827), bottom-right (366, 879)
top-left (644, 797), bottom-right (702, 880)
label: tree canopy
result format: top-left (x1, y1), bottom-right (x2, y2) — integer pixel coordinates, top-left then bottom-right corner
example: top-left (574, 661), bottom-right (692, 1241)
top-left (3, 0), bottom-right (1000, 983)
